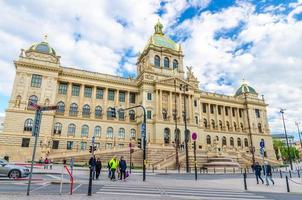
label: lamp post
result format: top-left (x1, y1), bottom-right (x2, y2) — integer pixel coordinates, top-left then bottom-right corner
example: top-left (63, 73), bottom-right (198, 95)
top-left (295, 121), bottom-right (302, 149)
top-left (174, 79), bottom-right (179, 169)
top-left (280, 109), bottom-right (293, 170)
top-left (180, 83), bottom-right (189, 173)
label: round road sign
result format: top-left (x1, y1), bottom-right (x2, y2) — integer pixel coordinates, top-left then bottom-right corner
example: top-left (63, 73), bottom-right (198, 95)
top-left (192, 132), bottom-right (197, 141)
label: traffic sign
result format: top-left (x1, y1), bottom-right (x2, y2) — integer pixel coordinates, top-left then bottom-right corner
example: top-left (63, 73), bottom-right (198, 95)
top-left (141, 123), bottom-right (146, 138)
top-left (192, 132), bottom-right (197, 141)
top-left (260, 139), bottom-right (265, 148)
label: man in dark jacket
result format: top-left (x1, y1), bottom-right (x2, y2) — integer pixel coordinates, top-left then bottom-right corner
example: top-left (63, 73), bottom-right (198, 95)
top-left (119, 156), bottom-right (127, 180)
top-left (89, 156), bottom-right (96, 180)
top-left (254, 162), bottom-right (264, 184)
top-left (95, 158), bottom-right (102, 180)
top-left (263, 161), bottom-right (274, 186)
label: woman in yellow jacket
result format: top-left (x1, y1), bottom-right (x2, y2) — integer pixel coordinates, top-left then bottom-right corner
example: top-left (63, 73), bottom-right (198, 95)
top-left (109, 156), bottom-right (118, 180)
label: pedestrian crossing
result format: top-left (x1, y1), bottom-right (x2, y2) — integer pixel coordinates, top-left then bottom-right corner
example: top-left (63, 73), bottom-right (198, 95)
top-left (97, 183), bottom-right (272, 200)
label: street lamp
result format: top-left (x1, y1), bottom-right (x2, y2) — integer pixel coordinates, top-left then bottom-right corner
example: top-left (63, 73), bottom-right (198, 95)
top-left (280, 109), bottom-right (293, 170)
top-left (295, 121), bottom-right (302, 149)
top-left (179, 83), bottom-right (189, 173)
top-left (174, 79), bottom-right (179, 169)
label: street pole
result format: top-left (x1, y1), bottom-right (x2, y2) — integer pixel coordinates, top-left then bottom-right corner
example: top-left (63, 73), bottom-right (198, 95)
top-left (295, 122), bottom-right (302, 149)
top-left (174, 79), bottom-right (179, 169)
top-left (244, 92), bottom-right (255, 166)
top-left (129, 141), bottom-right (132, 174)
top-left (194, 140), bottom-right (197, 180)
top-left (27, 109), bottom-right (42, 196)
top-left (180, 84), bottom-right (189, 173)
top-left (88, 136), bottom-right (95, 196)
top-left (280, 109), bottom-right (293, 170)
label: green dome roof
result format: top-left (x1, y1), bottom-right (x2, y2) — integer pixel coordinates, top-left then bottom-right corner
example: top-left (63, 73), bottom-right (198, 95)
top-left (28, 37), bottom-right (56, 56)
top-left (235, 83), bottom-right (258, 96)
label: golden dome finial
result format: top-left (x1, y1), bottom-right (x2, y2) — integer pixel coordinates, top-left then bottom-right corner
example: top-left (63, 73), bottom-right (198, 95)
top-left (44, 34), bottom-right (48, 42)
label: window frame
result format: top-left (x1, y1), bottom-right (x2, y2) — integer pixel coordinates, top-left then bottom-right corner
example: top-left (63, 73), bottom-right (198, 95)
top-left (31, 74), bottom-right (42, 88)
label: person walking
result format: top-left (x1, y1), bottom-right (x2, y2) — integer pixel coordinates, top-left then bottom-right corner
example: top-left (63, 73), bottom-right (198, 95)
top-left (96, 158), bottom-right (102, 180)
top-left (254, 162), bottom-right (264, 184)
top-left (263, 161), bottom-right (274, 186)
top-left (119, 156), bottom-right (127, 181)
top-left (89, 156), bottom-right (96, 180)
top-left (107, 160), bottom-right (112, 178)
top-left (109, 156), bottom-right (118, 181)
top-left (44, 157), bottom-right (49, 169)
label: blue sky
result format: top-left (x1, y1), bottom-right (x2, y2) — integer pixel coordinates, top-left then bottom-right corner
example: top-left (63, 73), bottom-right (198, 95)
top-left (0, 0), bottom-right (302, 140)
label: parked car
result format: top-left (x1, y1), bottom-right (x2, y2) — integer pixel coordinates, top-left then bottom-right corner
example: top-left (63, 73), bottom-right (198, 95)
top-left (0, 159), bottom-right (30, 178)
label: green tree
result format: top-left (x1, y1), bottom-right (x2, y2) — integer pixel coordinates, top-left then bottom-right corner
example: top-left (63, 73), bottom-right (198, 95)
top-left (273, 139), bottom-right (300, 162)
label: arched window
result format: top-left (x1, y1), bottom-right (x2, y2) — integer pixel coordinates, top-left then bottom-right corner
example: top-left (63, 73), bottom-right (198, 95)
top-left (130, 129), bottom-right (136, 140)
top-left (118, 109), bottom-right (125, 120)
top-left (204, 118), bottom-right (208, 128)
top-left (53, 122), bottom-right (62, 134)
top-left (164, 128), bottom-right (170, 144)
top-left (67, 123), bottom-right (76, 136)
top-left (69, 103), bottom-right (78, 116)
top-left (106, 127), bottom-right (113, 138)
top-left (237, 138), bottom-right (242, 146)
top-left (118, 128), bottom-right (125, 139)
top-left (240, 123), bottom-right (244, 131)
top-left (230, 137), bottom-right (234, 146)
top-left (28, 95), bottom-right (38, 106)
top-left (129, 110), bottom-right (135, 121)
top-left (211, 119), bottom-right (215, 129)
top-left (173, 59), bottom-right (178, 69)
top-left (174, 128), bottom-right (180, 143)
top-left (82, 104), bottom-right (90, 117)
top-left (94, 126), bottom-right (101, 137)
top-left (154, 55), bottom-right (160, 67)
top-left (57, 101), bottom-right (65, 113)
top-left (258, 123), bottom-right (262, 133)
top-left (219, 120), bottom-right (223, 130)
top-left (162, 109), bottom-right (168, 120)
top-left (244, 138), bottom-right (248, 147)
top-left (81, 125), bottom-right (89, 137)
top-left (222, 136), bottom-right (227, 146)
top-left (234, 122), bottom-right (237, 131)
top-left (95, 106), bottom-right (102, 118)
top-left (206, 135), bottom-right (211, 144)
top-left (24, 118), bottom-right (33, 131)
top-left (226, 121), bottom-right (230, 131)
top-left (164, 57), bottom-right (169, 68)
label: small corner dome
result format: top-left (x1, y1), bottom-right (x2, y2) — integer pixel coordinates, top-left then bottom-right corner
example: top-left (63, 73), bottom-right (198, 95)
top-left (235, 82), bottom-right (258, 97)
top-left (27, 35), bottom-right (56, 56)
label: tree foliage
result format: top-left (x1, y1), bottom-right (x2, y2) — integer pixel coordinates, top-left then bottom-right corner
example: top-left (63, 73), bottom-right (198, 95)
top-left (273, 139), bottom-right (300, 162)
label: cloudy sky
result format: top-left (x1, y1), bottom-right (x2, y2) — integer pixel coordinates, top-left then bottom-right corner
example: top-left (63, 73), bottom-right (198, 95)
top-left (0, 0), bottom-right (302, 139)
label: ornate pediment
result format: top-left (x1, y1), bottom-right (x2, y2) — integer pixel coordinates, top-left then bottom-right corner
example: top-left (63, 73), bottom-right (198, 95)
top-left (156, 77), bottom-right (197, 89)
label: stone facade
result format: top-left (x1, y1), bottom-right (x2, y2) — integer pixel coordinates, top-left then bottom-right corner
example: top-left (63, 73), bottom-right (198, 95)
top-left (0, 22), bottom-right (276, 163)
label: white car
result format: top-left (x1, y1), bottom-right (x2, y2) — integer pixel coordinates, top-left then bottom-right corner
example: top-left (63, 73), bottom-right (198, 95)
top-left (0, 159), bottom-right (30, 178)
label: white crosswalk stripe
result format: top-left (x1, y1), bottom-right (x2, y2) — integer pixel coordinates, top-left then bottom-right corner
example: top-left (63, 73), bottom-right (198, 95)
top-left (97, 183), bottom-right (273, 200)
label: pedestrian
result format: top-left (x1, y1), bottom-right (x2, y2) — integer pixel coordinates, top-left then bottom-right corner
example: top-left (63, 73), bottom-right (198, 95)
top-left (89, 156), bottom-right (96, 180)
top-left (119, 156), bottom-right (127, 181)
top-left (44, 157), bottom-right (49, 169)
top-left (96, 158), bottom-right (102, 180)
top-left (254, 162), bottom-right (264, 184)
top-left (263, 161), bottom-right (274, 186)
top-left (109, 156), bottom-right (118, 181)
top-left (107, 160), bottom-right (112, 178)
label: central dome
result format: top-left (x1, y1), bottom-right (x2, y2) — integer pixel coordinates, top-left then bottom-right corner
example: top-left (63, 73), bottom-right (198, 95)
top-left (235, 81), bottom-right (258, 97)
top-left (27, 36), bottom-right (56, 56)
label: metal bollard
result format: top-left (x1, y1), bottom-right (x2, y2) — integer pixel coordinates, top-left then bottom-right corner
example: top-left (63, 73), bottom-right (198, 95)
top-left (286, 176), bottom-right (290, 192)
top-left (200, 167), bottom-right (201, 174)
top-left (224, 167), bottom-right (226, 174)
top-left (289, 170), bottom-right (292, 178)
top-left (298, 170), bottom-right (300, 178)
top-left (240, 168), bottom-right (242, 174)
top-left (280, 170), bottom-right (283, 179)
top-left (152, 166), bottom-right (154, 173)
top-left (178, 165), bottom-right (180, 174)
top-left (214, 167), bottom-right (216, 174)
top-left (233, 167), bottom-right (235, 174)
top-left (243, 172), bottom-right (247, 190)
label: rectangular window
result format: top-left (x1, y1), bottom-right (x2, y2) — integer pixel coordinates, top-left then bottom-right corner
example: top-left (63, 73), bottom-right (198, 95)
top-left (106, 143), bottom-right (113, 149)
top-left (118, 144), bottom-right (124, 149)
top-left (119, 91), bottom-right (125, 102)
top-left (147, 93), bottom-right (152, 100)
top-left (210, 105), bottom-right (214, 114)
top-left (31, 74), bottom-right (42, 88)
top-left (147, 110), bottom-right (152, 119)
top-left (72, 85), bottom-right (80, 96)
top-left (21, 138), bottom-right (30, 147)
top-left (80, 142), bottom-right (87, 150)
top-left (67, 141), bottom-right (73, 150)
top-left (84, 86), bottom-right (92, 98)
top-left (225, 107), bottom-right (229, 116)
top-left (194, 100), bottom-right (197, 107)
top-left (129, 92), bottom-right (136, 104)
top-left (202, 103), bottom-right (207, 113)
top-left (255, 109), bottom-right (260, 118)
top-left (218, 106), bottom-right (222, 115)
top-left (96, 88), bottom-right (104, 99)
top-left (108, 90), bottom-right (115, 101)
top-left (58, 83), bottom-right (68, 94)
top-left (239, 109), bottom-right (243, 118)
top-left (52, 140), bottom-right (59, 149)
top-left (232, 108), bottom-right (236, 117)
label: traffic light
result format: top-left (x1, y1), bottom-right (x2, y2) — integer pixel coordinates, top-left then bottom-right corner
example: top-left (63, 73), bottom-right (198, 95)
top-left (137, 138), bottom-right (141, 149)
top-left (89, 145), bottom-right (97, 153)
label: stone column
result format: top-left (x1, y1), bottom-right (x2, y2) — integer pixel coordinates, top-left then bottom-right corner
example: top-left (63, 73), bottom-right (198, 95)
top-left (169, 91), bottom-right (173, 122)
top-left (159, 89), bottom-right (162, 120)
top-left (104, 88), bottom-right (108, 119)
top-left (154, 89), bottom-right (158, 119)
top-left (79, 84), bottom-right (85, 117)
top-left (66, 82), bottom-right (73, 116)
top-left (188, 94), bottom-right (192, 124)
